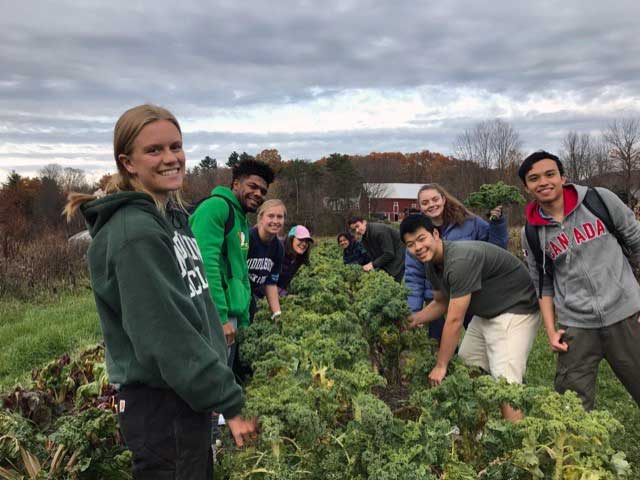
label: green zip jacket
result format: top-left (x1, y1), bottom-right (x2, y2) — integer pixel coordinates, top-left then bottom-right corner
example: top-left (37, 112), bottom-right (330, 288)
top-left (189, 186), bottom-right (252, 327)
top-left (82, 192), bottom-right (244, 416)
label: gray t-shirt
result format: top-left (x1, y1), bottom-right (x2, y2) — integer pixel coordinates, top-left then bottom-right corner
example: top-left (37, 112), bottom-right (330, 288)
top-left (426, 240), bottom-right (538, 318)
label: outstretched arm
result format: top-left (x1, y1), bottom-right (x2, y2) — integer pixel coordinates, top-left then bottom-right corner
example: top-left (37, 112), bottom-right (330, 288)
top-left (405, 250), bottom-right (430, 312)
top-left (539, 295), bottom-right (567, 352)
top-left (408, 289), bottom-right (447, 329)
top-left (429, 293), bottom-right (471, 386)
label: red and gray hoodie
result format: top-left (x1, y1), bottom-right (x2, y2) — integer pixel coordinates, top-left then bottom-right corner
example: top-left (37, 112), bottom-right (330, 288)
top-left (520, 184), bottom-right (640, 329)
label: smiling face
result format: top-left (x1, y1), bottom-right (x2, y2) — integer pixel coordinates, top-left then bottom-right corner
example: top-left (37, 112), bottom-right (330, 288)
top-left (418, 188), bottom-right (445, 221)
top-left (233, 174), bottom-right (268, 213)
top-left (349, 221), bottom-right (367, 237)
top-left (402, 226), bottom-right (441, 264)
top-left (523, 158), bottom-right (566, 205)
top-left (119, 119), bottom-right (185, 203)
top-left (338, 235), bottom-right (350, 250)
top-left (257, 205), bottom-right (285, 236)
top-left (292, 237), bottom-right (310, 255)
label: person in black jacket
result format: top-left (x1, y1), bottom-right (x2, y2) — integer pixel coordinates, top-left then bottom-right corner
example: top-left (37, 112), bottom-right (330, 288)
top-left (337, 232), bottom-right (370, 266)
top-left (347, 216), bottom-right (405, 282)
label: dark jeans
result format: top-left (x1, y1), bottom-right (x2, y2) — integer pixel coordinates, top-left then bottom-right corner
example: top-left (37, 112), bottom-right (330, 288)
top-left (429, 312), bottom-right (474, 341)
top-left (227, 316), bottom-right (252, 386)
top-left (555, 313), bottom-right (640, 411)
top-left (392, 266), bottom-right (405, 283)
top-left (118, 385), bottom-right (212, 480)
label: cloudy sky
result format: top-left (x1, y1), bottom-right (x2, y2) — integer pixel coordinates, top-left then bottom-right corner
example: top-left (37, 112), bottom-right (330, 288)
top-left (2, 0), bottom-right (639, 181)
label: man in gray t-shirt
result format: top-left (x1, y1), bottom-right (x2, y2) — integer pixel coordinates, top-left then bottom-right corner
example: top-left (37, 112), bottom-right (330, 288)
top-left (400, 214), bottom-right (540, 422)
top-left (426, 241), bottom-right (538, 319)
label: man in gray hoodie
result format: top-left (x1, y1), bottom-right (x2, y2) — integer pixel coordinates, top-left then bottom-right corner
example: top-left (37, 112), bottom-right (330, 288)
top-left (519, 151), bottom-right (640, 410)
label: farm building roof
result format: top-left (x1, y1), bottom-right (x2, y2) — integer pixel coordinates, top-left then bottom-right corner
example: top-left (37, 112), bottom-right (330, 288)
top-left (363, 183), bottom-right (424, 200)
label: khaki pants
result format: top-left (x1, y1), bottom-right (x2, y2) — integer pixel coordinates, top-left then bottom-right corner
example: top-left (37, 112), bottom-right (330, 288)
top-left (458, 311), bottom-right (541, 384)
top-left (555, 314), bottom-right (640, 411)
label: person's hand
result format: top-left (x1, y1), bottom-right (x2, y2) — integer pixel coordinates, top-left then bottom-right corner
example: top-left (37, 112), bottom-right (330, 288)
top-left (362, 262), bottom-right (374, 272)
top-left (428, 364), bottom-right (447, 387)
top-left (222, 322), bottom-right (236, 346)
top-left (407, 313), bottom-right (420, 330)
top-left (489, 205), bottom-right (503, 221)
top-left (547, 329), bottom-right (568, 352)
top-left (271, 311), bottom-right (281, 321)
top-left (227, 416), bottom-right (258, 447)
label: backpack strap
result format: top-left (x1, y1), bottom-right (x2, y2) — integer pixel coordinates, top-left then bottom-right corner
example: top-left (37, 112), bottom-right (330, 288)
top-left (524, 222), bottom-right (548, 299)
top-left (582, 187), bottom-right (630, 257)
top-left (526, 187), bottom-right (634, 299)
top-left (210, 194), bottom-right (235, 238)
top-left (210, 194), bottom-right (236, 281)
top-left (191, 194), bottom-right (236, 281)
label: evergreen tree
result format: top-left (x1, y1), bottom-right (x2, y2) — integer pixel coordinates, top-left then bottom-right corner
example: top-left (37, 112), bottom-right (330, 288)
top-left (199, 155), bottom-right (217, 170)
top-left (3, 170), bottom-right (22, 189)
top-left (227, 151), bottom-right (240, 168)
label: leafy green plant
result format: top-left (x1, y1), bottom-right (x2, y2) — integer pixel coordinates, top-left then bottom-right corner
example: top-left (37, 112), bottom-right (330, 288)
top-left (2, 241), bottom-right (634, 479)
top-left (1, 346), bottom-right (129, 479)
top-left (464, 181), bottom-right (526, 220)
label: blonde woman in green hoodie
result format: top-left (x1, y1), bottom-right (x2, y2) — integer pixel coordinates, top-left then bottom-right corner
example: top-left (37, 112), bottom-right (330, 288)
top-left (64, 104), bottom-right (256, 479)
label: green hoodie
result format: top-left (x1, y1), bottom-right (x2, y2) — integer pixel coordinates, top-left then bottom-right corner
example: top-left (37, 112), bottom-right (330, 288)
top-left (82, 191), bottom-right (244, 416)
top-left (189, 186), bottom-right (252, 327)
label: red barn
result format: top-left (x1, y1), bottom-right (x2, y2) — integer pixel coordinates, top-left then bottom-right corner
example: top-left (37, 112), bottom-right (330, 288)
top-left (363, 183), bottom-right (424, 222)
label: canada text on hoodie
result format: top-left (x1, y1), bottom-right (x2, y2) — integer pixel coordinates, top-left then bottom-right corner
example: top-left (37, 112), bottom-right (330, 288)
top-left (521, 184), bottom-right (640, 328)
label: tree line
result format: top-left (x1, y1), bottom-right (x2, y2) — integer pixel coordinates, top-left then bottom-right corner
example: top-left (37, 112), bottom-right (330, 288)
top-left (453, 117), bottom-right (640, 205)
top-left (2, 116), bottom-right (639, 251)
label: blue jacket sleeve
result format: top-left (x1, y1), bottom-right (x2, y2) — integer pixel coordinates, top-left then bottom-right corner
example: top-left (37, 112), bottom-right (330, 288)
top-left (473, 216), bottom-right (508, 249)
top-left (404, 250), bottom-right (433, 312)
top-left (488, 216), bottom-right (508, 248)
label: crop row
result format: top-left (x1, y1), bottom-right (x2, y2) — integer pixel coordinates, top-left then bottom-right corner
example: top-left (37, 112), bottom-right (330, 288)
top-left (0, 243), bottom-right (632, 479)
top-left (217, 243), bottom-right (631, 479)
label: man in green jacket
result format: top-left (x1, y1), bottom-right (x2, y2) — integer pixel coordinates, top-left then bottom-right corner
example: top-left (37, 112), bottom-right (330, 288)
top-left (190, 159), bottom-right (275, 357)
top-left (348, 216), bottom-right (406, 282)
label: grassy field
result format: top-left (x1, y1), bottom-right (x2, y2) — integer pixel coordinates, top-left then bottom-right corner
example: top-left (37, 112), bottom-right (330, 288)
top-left (1, 289), bottom-right (638, 471)
top-left (525, 328), bottom-right (640, 469)
top-left (0, 289), bottom-right (101, 389)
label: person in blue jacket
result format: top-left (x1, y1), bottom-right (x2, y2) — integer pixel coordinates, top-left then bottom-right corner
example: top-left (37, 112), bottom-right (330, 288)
top-left (405, 183), bottom-right (508, 341)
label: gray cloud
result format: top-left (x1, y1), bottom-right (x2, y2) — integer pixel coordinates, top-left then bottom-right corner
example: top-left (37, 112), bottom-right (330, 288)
top-left (2, 0), bottom-right (640, 178)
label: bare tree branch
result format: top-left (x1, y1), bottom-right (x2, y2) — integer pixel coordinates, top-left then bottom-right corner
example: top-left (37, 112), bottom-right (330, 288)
top-left (603, 118), bottom-right (640, 204)
top-left (454, 119), bottom-right (522, 180)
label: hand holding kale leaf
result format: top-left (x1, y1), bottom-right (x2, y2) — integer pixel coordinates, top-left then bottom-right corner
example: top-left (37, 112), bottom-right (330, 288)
top-left (464, 181), bottom-right (525, 220)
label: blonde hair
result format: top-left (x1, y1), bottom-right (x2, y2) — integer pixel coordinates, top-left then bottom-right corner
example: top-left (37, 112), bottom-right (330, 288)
top-left (256, 199), bottom-right (287, 221)
top-left (418, 183), bottom-right (473, 227)
top-left (64, 104), bottom-right (185, 221)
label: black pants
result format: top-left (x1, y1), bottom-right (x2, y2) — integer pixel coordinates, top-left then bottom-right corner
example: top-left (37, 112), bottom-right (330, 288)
top-left (118, 385), bottom-right (213, 480)
top-left (392, 266), bottom-right (405, 283)
top-left (429, 312), bottom-right (473, 341)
